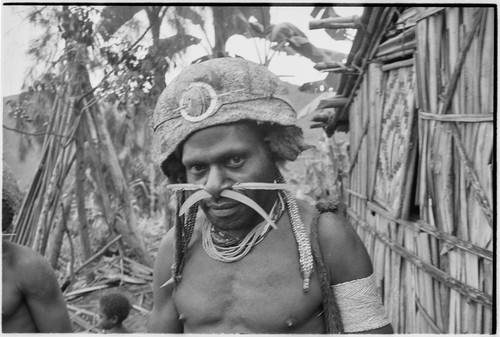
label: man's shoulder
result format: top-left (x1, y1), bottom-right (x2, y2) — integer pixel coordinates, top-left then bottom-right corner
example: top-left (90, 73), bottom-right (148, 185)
top-left (4, 241), bottom-right (47, 268)
top-left (3, 241), bottom-right (59, 293)
top-left (308, 202), bottom-right (373, 284)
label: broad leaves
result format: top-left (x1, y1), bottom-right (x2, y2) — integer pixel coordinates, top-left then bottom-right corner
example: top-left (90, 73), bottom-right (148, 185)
top-left (98, 6), bottom-right (145, 41)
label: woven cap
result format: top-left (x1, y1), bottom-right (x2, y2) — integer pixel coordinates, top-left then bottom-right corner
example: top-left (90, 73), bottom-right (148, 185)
top-left (152, 57), bottom-right (298, 166)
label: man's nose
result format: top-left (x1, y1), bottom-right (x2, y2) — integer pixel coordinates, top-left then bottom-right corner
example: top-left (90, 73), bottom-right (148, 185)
top-left (204, 167), bottom-right (230, 198)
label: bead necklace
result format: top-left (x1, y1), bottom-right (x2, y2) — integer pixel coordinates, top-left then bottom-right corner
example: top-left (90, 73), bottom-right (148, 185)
top-left (202, 193), bottom-right (284, 262)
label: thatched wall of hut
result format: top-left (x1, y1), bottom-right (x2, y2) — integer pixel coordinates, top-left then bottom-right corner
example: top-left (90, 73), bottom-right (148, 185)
top-left (311, 6), bottom-right (494, 333)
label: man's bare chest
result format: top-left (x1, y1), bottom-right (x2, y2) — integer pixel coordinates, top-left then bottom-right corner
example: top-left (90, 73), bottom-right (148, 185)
top-left (172, 230), bottom-right (324, 333)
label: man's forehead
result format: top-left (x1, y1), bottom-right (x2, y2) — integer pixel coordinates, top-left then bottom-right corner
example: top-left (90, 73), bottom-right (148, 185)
top-left (181, 123), bottom-right (263, 160)
top-left (185, 122), bottom-right (260, 144)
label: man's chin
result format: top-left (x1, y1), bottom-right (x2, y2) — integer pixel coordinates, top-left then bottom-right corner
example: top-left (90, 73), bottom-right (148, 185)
top-left (205, 210), bottom-right (242, 229)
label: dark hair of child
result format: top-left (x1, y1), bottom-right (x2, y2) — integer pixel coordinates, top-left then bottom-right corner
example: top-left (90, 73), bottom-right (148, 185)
top-left (99, 293), bottom-right (131, 323)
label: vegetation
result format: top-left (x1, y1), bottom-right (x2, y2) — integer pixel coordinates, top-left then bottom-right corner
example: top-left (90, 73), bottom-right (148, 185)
top-left (4, 5), bottom-right (352, 331)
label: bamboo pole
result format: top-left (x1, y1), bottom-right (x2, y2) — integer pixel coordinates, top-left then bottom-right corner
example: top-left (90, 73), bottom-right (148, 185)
top-left (75, 115), bottom-right (92, 261)
top-left (309, 18), bottom-right (361, 30)
top-left (406, 229), bottom-right (416, 332)
top-left (347, 210), bottom-right (492, 307)
top-left (416, 234), bottom-right (436, 332)
top-left (361, 75), bottom-right (369, 215)
top-left (366, 201), bottom-right (492, 260)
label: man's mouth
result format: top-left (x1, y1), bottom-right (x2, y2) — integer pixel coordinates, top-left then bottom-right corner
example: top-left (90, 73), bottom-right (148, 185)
top-left (205, 200), bottom-right (240, 218)
top-left (166, 183), bottom-right (291, 230)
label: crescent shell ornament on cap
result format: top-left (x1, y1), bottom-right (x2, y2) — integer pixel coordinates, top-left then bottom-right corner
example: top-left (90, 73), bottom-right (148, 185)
top-left (151, 57), bottom-right (299, 166)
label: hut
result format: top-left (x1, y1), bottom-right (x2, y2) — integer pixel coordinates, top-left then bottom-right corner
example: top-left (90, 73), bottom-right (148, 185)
top-left (309, 6), bottom-right (494, 333)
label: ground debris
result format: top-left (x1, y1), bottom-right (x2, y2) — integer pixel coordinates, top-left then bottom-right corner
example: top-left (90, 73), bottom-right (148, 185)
top-left (63, 252), bottom-right (155, 332)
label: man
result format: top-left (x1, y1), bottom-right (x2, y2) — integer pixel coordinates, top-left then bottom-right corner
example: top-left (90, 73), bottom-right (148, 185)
top-left (2, 164), bottom-right (73, 332)
top-left (149, 57), bottom-right (393, 333)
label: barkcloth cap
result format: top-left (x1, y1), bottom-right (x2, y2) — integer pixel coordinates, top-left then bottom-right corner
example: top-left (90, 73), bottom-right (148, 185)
top-left (151, 57), bottom-right (298, 166)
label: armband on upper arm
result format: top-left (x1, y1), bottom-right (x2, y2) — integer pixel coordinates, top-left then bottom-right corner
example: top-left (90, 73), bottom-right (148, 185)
top-left (332, 273), bottom-right (391, 333)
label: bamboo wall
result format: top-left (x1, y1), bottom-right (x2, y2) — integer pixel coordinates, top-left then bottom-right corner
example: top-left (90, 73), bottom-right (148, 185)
top-left (345, 7), bottom-right (493, 333)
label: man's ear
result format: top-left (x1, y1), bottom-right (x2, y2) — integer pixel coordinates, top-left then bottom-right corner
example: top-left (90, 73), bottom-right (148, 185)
top-left (111, 315), bottom-right (119, 325)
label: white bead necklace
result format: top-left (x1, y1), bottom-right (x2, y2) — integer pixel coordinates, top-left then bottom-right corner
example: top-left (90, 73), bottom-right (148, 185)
top-left (202, 193), bottom-right (284, 262)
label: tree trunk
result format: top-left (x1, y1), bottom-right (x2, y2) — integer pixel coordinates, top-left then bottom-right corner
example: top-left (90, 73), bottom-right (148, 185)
top-left (147, 6), bottom-right (167, 93)
top-left (212, 7), bottom-right (228, 54)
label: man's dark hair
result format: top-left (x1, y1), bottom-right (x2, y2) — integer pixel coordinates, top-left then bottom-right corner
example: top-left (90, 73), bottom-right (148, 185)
top-left (161, 121), bottom-right (311, 182)
top-left (3, 198), bottom-right (15, 231)
top-left (99, 293), bottom-right (131, 323)
top-left (2, 164), bottom-right (22, 232)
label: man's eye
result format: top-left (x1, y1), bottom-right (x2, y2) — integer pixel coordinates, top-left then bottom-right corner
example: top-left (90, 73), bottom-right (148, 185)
top-left (189, 164), bottom-right (207, 174)
top-left (226, 156), bottom-right (245, 168)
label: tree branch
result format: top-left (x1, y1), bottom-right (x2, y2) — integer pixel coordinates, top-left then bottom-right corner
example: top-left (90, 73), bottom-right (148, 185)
top-left (2, 124), bottom-right (67, 138)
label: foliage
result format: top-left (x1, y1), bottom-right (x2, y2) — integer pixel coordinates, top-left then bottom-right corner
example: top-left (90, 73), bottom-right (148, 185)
top-left (289, 133), bottom-right (349, 204)
top-left (9, 4), bottom-right (354, 272)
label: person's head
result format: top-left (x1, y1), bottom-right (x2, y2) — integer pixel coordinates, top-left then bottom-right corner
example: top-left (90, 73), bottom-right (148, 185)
top-left (98, 293), bottom-right (131, 330)
top-left (152, 57), bottom-right (313, 287)
top-left (2, 163), bottom-right (22, 233)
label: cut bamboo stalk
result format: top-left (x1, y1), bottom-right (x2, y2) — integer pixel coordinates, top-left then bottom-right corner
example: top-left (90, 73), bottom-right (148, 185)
top-left (416, 19), bottom-right (429, 111)
top-left (447, 252), bottom-right (457, 333)
top-left (367, 200), bottom-right (492, 260)
top-left (309, 17), bottom-right (361, 30)
top-left (447, 123), bottom-right (493, 227)
top-left (373, 49), bottom-right (414, 64)
top-left (64, 284), bottom-right (112, 299)
top-left (417, 234), bottom-right (436, 331)
top-left (392, 221), bottom-right (403, 330)
top-left (419, 112), bottom-right (493, 122)
top-left (447, 7), bottom-right (460, 116)
top-left (481, 9), bottom-right (494, 113)
top-left (407, 229), bottom-right (416, 332)
top-left (380, 59), bottom-right (414, 72)
top-left (362, 76), bottom-right (368, 206)
top-left (416, 7), bottom-right (445, 21)
top-left (345, 188), bottom-right (367, 200)
top-left (383, 234), bottom-right (394, 328)
top-left (367, 63), bottom-right (381, 197)
top-left (317, 97), bottom-right (349, 109)
top-left (347, 209), bottom-right (492, 307)
top-left (429, 235), bottom-right (444, 330)
top-left (438, 8), bottom-right (482, 117)
top-left (427, 15), bottom-right (438, 113)
top-left (376, 26), bottom-right (416, 54)
top-left (73, 235), bottom-right (123, 275)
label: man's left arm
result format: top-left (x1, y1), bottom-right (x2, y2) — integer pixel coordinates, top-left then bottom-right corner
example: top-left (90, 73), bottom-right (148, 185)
top-left (318, 211), bottom-right (393, 334)
top-left (21, 254), bottom-right (73, 332)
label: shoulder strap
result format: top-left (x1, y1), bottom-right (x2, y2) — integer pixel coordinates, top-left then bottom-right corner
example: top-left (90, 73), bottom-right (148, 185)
top-left (310, 199), bottom-right (345, 334)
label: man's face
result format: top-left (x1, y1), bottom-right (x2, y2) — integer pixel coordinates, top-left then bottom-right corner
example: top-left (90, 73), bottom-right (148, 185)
top-left (98, 306), bottom-right (115, 330)
top-left (181, 123), bottom-right (278, 235)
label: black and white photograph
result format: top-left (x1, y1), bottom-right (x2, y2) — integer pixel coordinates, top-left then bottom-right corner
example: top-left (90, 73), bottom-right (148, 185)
top-left (1, 3), bottom-right (495, 334)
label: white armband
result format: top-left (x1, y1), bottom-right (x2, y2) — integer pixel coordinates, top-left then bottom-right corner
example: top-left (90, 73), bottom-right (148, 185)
top-left (332, 273), bottom-right (391, 332)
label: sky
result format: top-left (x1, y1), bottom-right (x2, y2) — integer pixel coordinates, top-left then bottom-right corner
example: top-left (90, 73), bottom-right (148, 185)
top-left (1, 5), bottom-right (363, 97)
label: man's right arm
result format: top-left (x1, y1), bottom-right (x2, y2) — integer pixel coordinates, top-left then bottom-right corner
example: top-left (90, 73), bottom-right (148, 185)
top-left (148, 228), bottom-right (183, 333)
